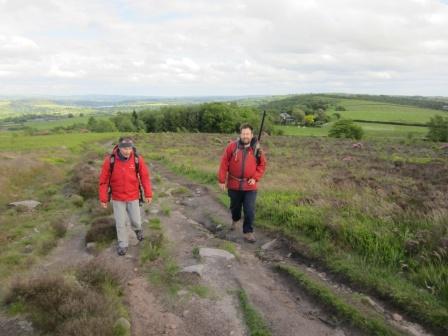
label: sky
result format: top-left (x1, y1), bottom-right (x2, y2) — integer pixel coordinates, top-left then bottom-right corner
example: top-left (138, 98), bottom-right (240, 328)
top-left (0, 0), bottom-right (447, 97)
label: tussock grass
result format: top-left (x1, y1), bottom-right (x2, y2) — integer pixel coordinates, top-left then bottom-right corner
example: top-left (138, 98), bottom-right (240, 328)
top-left (3, 258), bottom-right (128, 336)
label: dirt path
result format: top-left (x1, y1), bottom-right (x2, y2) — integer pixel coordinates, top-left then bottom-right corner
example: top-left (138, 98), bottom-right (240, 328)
top-left (115, 161), bottom-right (358, 336)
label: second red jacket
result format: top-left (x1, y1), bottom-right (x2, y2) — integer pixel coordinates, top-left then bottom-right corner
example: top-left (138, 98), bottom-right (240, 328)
top-left (218, 140), bottom-right (267, 191)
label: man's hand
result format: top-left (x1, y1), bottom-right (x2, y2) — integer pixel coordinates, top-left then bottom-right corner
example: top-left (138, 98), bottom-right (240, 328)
top-left (247, 178), bottom-right (256, 185)
top-left (218, 183), bottom-right (227, 191)
top-left (145, 197), bottom-right (153, 204)
top-left (100, 202), bottom-right (108, 208)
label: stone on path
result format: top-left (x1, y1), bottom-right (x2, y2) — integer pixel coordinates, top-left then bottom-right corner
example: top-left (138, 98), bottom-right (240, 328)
top-left (181, 264), bottom-right (204, 277)
top-left (199, 248), bottom-right (235, 261)
top-left (8, 200), bottom-right (41, 210)
top-left (261, 238), bottom-right (278, 250)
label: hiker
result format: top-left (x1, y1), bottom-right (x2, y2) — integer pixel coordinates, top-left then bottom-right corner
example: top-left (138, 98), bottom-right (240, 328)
top-left (98, 137), bottom-right (152, 256)
top-left (218, 123), bottom-right (267, 242)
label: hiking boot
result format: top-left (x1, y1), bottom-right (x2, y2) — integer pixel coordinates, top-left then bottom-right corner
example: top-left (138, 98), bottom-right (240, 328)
top-left (230, 221), bottom-right (239, 231)
top-left (117, 246), bottom-right (128, 256)
top-left (135, 230), bottom-right (144, 242)
top-left (244, 232), bottom-right (256, 243)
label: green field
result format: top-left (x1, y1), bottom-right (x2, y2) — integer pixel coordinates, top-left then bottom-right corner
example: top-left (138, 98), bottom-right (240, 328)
top-left (0, 99), bottom-right (96, 119)
top-left (23, 115), bottom-right (111, 130)
top-left (0, 131), bottom-right (119, 152)
top-left (333, 99), bottom-right (445, 124)
top-left (278, 122), bottom-right (429, 139)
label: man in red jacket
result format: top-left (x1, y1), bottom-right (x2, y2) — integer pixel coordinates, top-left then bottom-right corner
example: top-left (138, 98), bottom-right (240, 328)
top-left (218, 123), bottom-right (267, 242)
top-left (99, 137), bottom-right (152, 256)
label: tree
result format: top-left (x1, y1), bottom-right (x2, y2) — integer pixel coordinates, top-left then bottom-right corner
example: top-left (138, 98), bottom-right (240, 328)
top-left (291, 106), bottom-right (305, 124)
top-left (427, 115), bottom-right (448, 142)
top-left (315, 108), bottom-right (328, 123)
top-left (328, 119), bottom-right (363, 140)
top-left (87, 116), bottom-right (117, 132)
top-left (304, 114), bottom-right (315, 126)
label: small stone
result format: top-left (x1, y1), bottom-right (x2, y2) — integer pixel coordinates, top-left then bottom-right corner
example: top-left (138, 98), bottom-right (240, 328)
top-left (9, 200), bottom-right (41, 210)
top-left (86, 242), bottom-right (97, 254)
top-left (392, 313), bottom-right (403, 322)
top-left (199, 248), bottom-right (235, 260)
top-left (23, 244), bottom-right (33, 253)
top-left (362, 296), bottom-right (376, 308)
top-left (181, 264), bottom-right (204, 277)
top-left (261, 238), bottom-right (278, 250)
top-left (177, 289), bottom-right (189, 296)
top-left (134, 268), bottom-right (138, 272)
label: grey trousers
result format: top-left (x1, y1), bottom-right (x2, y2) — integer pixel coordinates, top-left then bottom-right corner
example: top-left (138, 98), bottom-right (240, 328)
top-left (112, 200), bottom-right (142, 248)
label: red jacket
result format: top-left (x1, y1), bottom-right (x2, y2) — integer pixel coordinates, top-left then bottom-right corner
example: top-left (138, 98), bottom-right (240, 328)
top-left (99, 149), bottom-right (152, 203)
top-left (218, 140), bottom-right (267, 191)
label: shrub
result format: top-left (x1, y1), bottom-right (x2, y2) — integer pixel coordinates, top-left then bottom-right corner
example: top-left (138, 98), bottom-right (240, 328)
top-left (329, 119), bottom-right (364, 140)
top-left (427, 115), bottom-right (448, 142)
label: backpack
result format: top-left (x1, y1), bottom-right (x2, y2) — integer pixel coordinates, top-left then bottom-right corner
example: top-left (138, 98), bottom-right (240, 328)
top-left (108, 145), bottom-right (144, 205)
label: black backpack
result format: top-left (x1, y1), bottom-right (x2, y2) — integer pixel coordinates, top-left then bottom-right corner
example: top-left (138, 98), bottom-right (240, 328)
top-left (108, 145), bottom-right (144, 205)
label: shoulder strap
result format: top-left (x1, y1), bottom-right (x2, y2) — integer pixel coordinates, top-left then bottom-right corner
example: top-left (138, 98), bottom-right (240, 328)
top-left (231, 139), bottom-right (239, 161)
top-left (109, 153), bottom-right (115, 174)
top-left (133, 147), bottom-right (140, 177)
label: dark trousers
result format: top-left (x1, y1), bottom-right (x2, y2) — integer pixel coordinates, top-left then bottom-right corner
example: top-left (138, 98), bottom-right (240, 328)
top-left (228, 189), bottom-right (257, 233)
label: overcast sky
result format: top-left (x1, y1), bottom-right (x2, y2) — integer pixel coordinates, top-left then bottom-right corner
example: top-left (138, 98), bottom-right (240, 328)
top-left (0, 0), bottom-right (447, 97)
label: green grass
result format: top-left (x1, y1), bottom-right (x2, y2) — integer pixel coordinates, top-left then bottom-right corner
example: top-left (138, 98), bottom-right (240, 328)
top-left (334, 99), bottom-right (443, 124)
top-left (276, 264), bottom-right (402, 336)
top-left (219, 241), bottom-right (239, 258)
top-left (238, 289), bottom-right (272, 336)
top-left (278, 122), bottom-right (428, 139)
top-left (24, 115), bottom-right (110, 130)
top-left (148, 217), bottom-right (162, 230)
top-left (0, 131), bottom-right (118, 152)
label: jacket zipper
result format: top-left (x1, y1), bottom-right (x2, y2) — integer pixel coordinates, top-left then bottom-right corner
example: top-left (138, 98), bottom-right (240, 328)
top-left (240, 146), bottom-right (248, 190)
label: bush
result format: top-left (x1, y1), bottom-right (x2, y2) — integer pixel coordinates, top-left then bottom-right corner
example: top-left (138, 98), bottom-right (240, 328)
top-left (329, 119), bottom-right (364, 140)
top-left (3, 259), bottom-right (126, 336)
top-left (85, 217), bottom-right (116, 243)
top-left (50, 219), bottom-right (68, 238)
top-left (427, 115), bottom-right (448, 142)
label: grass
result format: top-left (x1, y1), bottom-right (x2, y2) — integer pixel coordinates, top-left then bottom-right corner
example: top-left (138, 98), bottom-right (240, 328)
top-left (147, 258), bottom-right (182, 296)
top-left (161, 203), bottom-right (171, 216)
top-left (148, 217), bottom-right (162, 230)
top-left (219, 241), bottom-right (239, 258)
top-left (192, 246), bottom-right (201, 260)
top-left (334, 98), bottom-right (443, 124)
top-left (277, 122), bottom-right (428, 139)
top-left (238, 289), bottom-right (272, 336)
top-left (276, 264), bottom-right (402, 336)
top-left (0, 134), bottom-right (114, 287)
top-left (0, 131), bottom-right (118, 152)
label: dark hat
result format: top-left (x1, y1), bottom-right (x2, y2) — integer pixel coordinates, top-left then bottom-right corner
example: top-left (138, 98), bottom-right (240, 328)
top-left (118, 138), bottom-right (134, 148)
